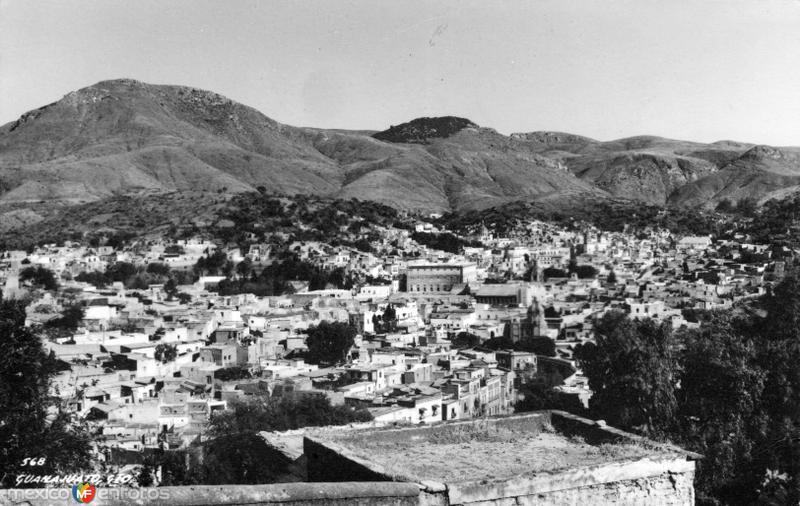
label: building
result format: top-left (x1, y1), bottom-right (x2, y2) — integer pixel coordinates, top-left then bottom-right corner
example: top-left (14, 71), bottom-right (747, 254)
top-left (677, 235), bottom-right (713, 251)
top-left (199, 343), bottom-right (248, 367)
top-left (405, 262), bottom-right (477, 293)
top-left (305, 411), bottom-right (700, 505)
top-left (474, 282), bottom-right (529, 306)
top-left (502, 300), bottom-right (548, 343)
top-left (495, 350), bottom-right (537, 373)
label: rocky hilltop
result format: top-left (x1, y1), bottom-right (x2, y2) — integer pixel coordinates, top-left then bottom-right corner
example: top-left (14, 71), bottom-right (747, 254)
top-left (372, 116), bottom-right (478, 143)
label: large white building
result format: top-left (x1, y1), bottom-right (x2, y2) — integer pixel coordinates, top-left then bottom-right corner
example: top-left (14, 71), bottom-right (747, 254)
top-left (406, 261), bottom-right (477, 293)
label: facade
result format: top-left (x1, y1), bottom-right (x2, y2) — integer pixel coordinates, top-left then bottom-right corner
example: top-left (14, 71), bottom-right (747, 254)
top-left (474, 282), bottom-right (531, 306)
top-left (503, 300), bottom-right (548, 343)
top-left (406, 262), bottom-right (477, 293)
top-left (495, 350), bottom-right (537, 373)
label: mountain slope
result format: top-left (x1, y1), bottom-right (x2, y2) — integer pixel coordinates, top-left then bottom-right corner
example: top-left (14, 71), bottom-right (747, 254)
top-left (1, 78), bottom-right (799, 221)
top-left (511, 131), bottom-right (800, 207)
top-left (0, 81), bottom-right (604, 213)
top-left (668, 145), bottom-right (800, 207)
top-left (0, 79), bottom-right (341, 203)
top-left (320, 123), bottom-right (604, 211)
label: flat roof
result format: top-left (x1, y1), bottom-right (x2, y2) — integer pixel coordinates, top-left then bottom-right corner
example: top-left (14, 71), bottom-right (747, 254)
top-left (475, 285), bottom-right (520, 297)
top-left (315, 412), bottom-right (693, 484)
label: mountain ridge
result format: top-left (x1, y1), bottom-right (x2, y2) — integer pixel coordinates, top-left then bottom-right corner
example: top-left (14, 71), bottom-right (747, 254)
top-left (1, 78), bottom-right (799, 226)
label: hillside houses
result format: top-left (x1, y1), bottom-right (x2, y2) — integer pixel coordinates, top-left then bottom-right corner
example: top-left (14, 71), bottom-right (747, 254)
top-left (2, 212), bottom-right (787, 463)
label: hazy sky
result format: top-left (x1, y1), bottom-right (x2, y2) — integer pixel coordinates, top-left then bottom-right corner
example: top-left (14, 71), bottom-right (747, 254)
top-left (2, 0), bottom-right (800, 144)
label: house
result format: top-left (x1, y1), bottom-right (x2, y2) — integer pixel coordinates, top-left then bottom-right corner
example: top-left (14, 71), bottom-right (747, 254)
top-left (495, 350), bottom-right (537, 373)
top-left (199, 343), bottom-right (248, 367)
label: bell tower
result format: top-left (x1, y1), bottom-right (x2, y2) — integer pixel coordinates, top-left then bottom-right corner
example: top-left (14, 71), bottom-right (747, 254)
top-left (530, 257), bottom-right (542, 283)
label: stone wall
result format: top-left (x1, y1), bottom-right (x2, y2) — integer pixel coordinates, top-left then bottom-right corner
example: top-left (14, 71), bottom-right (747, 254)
top-left (0, 482), bottom-right (421, 506)
top-left (444, 456), bottom-right (695, 505)
top-left (514, 470), bottom-right (695, 506)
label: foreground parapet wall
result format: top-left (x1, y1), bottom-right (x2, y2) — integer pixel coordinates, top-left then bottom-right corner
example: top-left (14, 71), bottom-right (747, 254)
top-left (305, 410), bottom-right (701, 506)
top-left (0, 482), bottom-right (422, 506)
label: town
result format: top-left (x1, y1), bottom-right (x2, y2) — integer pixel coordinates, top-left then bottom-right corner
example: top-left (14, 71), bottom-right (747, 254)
top-left (0, 196), bottom-right (785, 481)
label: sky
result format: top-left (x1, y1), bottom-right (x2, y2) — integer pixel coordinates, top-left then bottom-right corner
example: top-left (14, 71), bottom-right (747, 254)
top-left (1, 0), bottom-right (800, 145)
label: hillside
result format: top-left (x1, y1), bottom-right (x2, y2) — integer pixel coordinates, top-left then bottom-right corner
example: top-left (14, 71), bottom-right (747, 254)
top-left (0, 191), bottom-right (405, 250)
top-left (0, 79), bottom-right (341, 204)
top-left (0, 79), bottom-right (603, 215)
top-left (1, 78), bottom-right (799, 231)
top-left (668, 145), bottom-right (800, 207)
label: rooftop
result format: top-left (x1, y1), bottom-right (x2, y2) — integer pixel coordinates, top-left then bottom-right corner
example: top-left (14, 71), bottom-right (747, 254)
top-left (310, 411), bottom-right (698, 485)
top-left (475, 284), bottom-right (522, 297)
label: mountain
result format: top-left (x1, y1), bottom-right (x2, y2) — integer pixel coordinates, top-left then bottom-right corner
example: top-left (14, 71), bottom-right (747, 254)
top-left (0, 79), bottom-right (602, 215)
top-left (0, 79), bottom-right (340, 204)
top-left (1, 78), bottom-right (799, 226)
top-left (510, 132), bottom-right (800, 207)
top-left (668, 145), bottom-right (800, 207)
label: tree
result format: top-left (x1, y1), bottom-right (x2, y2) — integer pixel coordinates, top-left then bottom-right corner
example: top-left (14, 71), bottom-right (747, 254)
top-left (19, 266), bottom-right (59, 291)
top-left (452, 332), bottom-right (481, 349)
top-left (516, 382), bottom-right (588, 415)
top-left (164, 394), bottom-right (373, 485)
top-left (352, 238), bottom-right (372, 253)
top-left (575, 311), bottom-right (678, 437)
top-left (521, 337), bottom-right (557, 357)
top-left (236, 259), bottom-right (253, 279)
top-left (607, 269), bottom-right (617, 284)
top-left (716, 199), bottom-right (734, 213)
top-left (164, 245), bottom-right (185, 255)
top-left (483, 335), bottom-right (515, 350)
top-left (410, 231), bottom-right (480, 254)
top-left (215, 366), bottom-right (251, 382)
top-left (106, 261), bottom-right (138, 283)
top-left (756, 270), bottom-right (800, 503)
top-left (549, 269), bottom-right (800, 505)
top-left (574, 265), bottom-right (598, 279)
top-left (0, 299), bottom-right (93, 487)
top-left (483, 335), bottom-right (556, 357)
top-left (75, 271), bottom-right (111, 288)
top-left (146, 263), bottom-right (171, 276)
top-left (382, 304), bottom-right (397, 332)
top-left (44, 303), bottom-right (85, 333)
top-left (136, 461), bottom-right (156, 487)
top-left (542, 266), bottom-right (569, 280)
top-left (676, 310), bottom-right (766, 505)
top-left (194, 250), bottom-right (231, 276)
top-left (154, 343), bottom-right (178, 363)
top-left (736, 197), bottom-right (757, 217)
top-left (164, 279), bottom-right (178, 298)
top-left (383, 304), bottom-right (397, 323)
top-left (305, 321), bottom-right (356, 365)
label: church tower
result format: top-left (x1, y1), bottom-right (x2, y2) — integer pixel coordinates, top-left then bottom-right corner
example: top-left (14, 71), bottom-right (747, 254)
top-left (526, 297), bottom-right (548, 338)
top-left (530, 257), bottom-right (542, 283)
